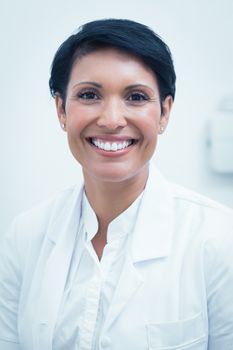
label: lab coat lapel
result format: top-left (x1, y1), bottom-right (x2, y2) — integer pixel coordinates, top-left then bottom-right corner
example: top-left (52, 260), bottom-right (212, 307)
top-left (131, 164), bottom-right (174, 262)
top-left (103, 164), bottom-right (174, 331)
top-left (34, 184), bottom-right (84, 349)
top-left (103, 253), bottom-right (144, 332)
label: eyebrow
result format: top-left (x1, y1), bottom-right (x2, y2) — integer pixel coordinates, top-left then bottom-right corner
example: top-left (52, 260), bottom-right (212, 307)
top-left (124, 84), bottom-right (155, 92)
top-left (72, 81), bottom-right (102, 89)
top-left (72, 82), bottom-right (155, 92)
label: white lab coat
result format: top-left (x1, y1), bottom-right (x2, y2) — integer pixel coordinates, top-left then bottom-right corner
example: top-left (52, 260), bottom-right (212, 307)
top-left (0, 166), bottom-right (233, 350)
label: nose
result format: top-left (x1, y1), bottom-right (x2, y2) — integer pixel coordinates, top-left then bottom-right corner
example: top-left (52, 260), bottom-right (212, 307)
top-left (96, 99), bottom-right (127, 130)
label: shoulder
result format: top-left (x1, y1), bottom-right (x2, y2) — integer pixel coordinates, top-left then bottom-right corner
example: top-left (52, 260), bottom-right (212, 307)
top-left (12, 186), bottom-right (79, 236)
top-left (171, 181), bottom-right (231, 212)
top-left (169, 182), bottom-right (233, 261)
top-left (170, 182), bottom-right (233, 227)
top-left (1, 185), bottom-right (82, 268)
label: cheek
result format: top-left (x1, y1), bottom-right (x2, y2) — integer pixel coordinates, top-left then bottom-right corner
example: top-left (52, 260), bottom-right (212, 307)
top-left (136, 109), bottom-right (160, 135)
top-left (66, 104), bottom-right (97, 129)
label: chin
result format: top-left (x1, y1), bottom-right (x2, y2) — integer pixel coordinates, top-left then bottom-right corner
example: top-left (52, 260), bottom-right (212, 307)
top-left (83, 162), bottom-right (149, 184)
top-left (88, 168), bottom-right (131, 183)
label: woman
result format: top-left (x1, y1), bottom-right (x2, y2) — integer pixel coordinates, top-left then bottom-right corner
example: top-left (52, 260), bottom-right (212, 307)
top-left (0, 19), bottom-right (233, 350)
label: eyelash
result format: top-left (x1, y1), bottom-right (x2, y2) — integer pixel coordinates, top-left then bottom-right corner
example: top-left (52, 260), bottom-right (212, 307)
top-left (77, 89), bottom-right (151, 104)
top-left (77, 89), bottom-right (100, 101)
top-left (126, 92), bottom-right (150, 103)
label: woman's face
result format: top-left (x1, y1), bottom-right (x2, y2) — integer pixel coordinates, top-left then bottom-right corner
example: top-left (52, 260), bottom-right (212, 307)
top-left (56, 48), bottom-right (173, 183)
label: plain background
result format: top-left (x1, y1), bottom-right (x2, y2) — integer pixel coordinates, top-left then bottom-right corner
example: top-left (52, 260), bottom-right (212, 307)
top-left (1, 0), bottom-right (233, 236)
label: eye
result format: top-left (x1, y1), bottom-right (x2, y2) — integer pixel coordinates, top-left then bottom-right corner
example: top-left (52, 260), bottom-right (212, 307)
top-left (126, 92), bottom-right (150, 104)
top-left (77, 89), bottom-right (100, 102)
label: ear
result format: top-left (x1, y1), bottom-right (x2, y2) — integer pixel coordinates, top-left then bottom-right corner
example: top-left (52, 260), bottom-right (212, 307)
top-left (159, 95), bottom-right (173, 134)
top-left (55, 94), bottom-right (66, 131)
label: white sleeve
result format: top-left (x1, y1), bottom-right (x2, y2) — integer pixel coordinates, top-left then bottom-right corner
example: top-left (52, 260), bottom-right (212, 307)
top-left (204, 219), bottom-right (233, 350)
top-left (0, 220), bottom-right (21, 349)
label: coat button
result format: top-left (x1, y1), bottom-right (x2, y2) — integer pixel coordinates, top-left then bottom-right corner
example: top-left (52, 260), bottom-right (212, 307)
top-left (101, 336), bottom-right (111, 348)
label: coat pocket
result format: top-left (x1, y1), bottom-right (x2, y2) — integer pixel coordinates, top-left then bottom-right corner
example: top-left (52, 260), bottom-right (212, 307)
top-left (147, 312), bottom-right (207, 349)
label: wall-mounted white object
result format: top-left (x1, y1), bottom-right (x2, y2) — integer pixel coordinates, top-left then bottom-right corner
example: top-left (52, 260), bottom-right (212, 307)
top-left (207, 96), bottom-right (233, 173)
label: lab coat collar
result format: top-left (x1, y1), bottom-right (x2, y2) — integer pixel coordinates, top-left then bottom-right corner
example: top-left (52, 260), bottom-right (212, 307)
top-left (46, 183), bottom-right (84, 244)
top-left (131, 164), bottom-right (174, 262)
top-left (45, 163), bottom-right (174, 259)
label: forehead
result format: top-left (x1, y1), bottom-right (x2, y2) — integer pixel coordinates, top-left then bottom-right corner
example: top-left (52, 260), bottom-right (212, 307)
top-left (68, 48), bottom-right (158, 87)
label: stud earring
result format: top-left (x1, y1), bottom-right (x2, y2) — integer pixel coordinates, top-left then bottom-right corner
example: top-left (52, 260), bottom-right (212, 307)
top-left (61, 123), bottom-right (66, 130)
top-left (160, 126), bottom-right (164, 133)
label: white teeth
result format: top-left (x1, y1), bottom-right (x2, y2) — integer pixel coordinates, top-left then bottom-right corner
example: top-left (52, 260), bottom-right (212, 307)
top-left (91, 138), bottom-right (133, 151)
top-left (104, 142), bottom-right (111, 151)
top-left (111, 142), bottom-right (118, 151)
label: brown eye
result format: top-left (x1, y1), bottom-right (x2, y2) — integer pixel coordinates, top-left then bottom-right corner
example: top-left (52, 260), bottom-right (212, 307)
top-left (127, 92), bottom-right (149, 103)
top-left (78, 91), bottom-right (99, 100)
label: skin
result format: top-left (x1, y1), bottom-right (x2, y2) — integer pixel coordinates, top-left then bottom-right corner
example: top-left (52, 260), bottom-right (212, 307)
top-left (56, 48), bottom-right (173, 259)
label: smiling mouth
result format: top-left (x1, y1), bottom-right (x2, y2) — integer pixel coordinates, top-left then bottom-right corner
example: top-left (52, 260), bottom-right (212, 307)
top-left (87, 137), bottom-right (138, 152)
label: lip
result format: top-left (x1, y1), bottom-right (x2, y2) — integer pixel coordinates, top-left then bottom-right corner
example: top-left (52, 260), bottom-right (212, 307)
top-left (86, 135), bottom-right (138, 157)
top-left (86, 134), bottom-right (138, 142)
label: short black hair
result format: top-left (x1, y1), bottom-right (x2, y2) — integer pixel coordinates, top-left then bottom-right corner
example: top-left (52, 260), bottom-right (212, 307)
top-left (49, 18), bottom-right (176, 107)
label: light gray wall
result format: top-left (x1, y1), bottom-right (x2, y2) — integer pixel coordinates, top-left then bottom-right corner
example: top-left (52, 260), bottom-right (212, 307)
top-left (1, 0), bottom-right (233, 235)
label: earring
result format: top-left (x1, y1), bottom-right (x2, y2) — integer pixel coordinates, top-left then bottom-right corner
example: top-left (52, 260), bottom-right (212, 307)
top-left (160, 126), bottom-right (165, 133)
top-left (61, 123), bottom-right (66, 130)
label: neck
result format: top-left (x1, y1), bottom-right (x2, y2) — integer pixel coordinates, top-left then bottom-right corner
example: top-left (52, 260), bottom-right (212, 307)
top-left (83, 164), bottom-right (149, 228)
